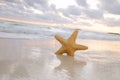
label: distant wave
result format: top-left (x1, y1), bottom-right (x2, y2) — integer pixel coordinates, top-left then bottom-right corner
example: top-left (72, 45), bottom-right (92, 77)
top-left (0, 20), bottom-right (120, 41)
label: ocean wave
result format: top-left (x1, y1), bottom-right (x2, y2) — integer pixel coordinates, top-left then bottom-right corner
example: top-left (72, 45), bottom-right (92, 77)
top-left (0, 20), bottom-right (120, 40)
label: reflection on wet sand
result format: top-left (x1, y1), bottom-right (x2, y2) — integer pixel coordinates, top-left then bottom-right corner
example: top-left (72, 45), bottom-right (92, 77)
top-left (55, 55), bottom-right (86, 80)
top-left (76, 51), bottom-right (120, 62)
top-left (0, 60), bottom-right (29, 79)
top-left (81, 62), bottom-right (120, 80)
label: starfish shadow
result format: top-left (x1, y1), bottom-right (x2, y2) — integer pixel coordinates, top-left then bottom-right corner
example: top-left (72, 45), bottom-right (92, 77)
top-left (54, 55), bottom-right (86, 79)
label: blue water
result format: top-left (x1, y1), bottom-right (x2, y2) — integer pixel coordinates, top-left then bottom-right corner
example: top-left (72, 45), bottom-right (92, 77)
top-left (0, 20), bottom-right (120, 41)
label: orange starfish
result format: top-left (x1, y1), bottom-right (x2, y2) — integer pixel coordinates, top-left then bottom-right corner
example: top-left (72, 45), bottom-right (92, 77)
top-left (55, 29), bottom-right (88, 56)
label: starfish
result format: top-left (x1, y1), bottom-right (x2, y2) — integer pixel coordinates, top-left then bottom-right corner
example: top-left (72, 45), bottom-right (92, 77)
top-left (55, 29), bottom-right (88, 56)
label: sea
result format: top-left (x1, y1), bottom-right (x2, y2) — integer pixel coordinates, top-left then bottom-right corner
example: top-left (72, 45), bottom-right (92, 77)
top-left (0, 20), bottom-right (120, 41)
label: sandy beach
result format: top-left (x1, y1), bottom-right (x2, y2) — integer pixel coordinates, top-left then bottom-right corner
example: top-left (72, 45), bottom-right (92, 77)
top-left (0, 38), bottom-right (120, 80)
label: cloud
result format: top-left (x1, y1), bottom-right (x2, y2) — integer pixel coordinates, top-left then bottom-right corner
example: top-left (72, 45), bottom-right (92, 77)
top-left (1, 0), bottom-right (20, 3)
top-left (24, 0), bottom-right (49, 10)
top-left (0, 0), bottom-right (49, 13)
top-left (75, 0), bottom-right (88, 7)
top-left (103, 18), bottom-right (120, 27)
top-left (66, 5), bottom-right (81, 16)
top-left (0, 0), bottom-right (71, 23)
top-left (60, 5), bottom-right (81, 17)
top-left (35, 13), bottom-right (70, 23)
top-left (98, 0), bottom-right (120, 26)
top-left (83, 9), bottom-right (103, 19)
top-left (100, 0), bottom-right (120, 15)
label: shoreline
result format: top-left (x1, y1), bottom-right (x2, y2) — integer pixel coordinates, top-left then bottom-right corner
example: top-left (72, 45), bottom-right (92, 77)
top-left (0, 37), bottom-right (120, 52)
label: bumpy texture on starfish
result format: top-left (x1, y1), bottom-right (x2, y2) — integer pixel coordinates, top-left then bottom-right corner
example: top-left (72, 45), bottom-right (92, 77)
top-left (55, 29), bottom-right (88, 56)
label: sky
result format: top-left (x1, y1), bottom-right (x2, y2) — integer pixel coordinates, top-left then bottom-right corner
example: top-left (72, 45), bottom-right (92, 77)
top-left (0, 0), bottom-right (120, 33)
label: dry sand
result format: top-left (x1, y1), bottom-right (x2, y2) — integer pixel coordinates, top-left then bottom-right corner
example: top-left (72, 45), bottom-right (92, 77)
top-left (0, 38), bottom-right (120, 80)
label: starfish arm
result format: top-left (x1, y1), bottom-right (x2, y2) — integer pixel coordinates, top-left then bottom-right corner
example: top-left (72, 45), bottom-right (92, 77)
top-left (55, 47), bottom-right (66, 55)
top-left (67, 50), bottom-right (75, 56)
top-left (55, 35), bottom-right (66, 45)
top-left (74, 44), bottom-right (88, 50)
top-left (68, 29), bottom-right (79, 42)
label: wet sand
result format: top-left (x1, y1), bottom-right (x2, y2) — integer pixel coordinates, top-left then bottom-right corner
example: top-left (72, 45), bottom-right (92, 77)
top-left (0, 38), bottom-right (120, 80)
